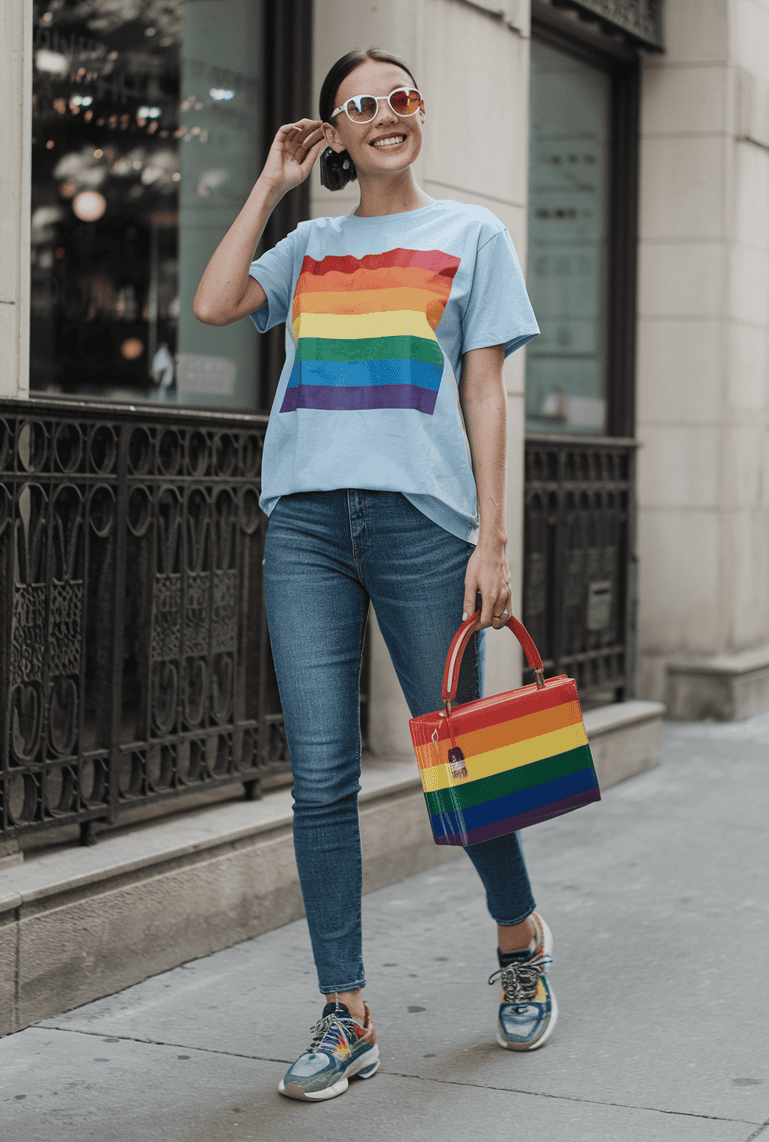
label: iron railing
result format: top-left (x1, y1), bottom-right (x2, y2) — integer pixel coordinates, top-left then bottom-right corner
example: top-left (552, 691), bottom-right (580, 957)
top-left (0, 401), bottom-right (631, 846)
top-left (0, 398), bottom-right (291, 846)
top-left (522, 435), bottom-right (637, 705)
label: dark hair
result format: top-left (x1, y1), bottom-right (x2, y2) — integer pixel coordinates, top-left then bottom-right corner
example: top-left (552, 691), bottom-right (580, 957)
top-left (318, 48), bottom-right (419, 191)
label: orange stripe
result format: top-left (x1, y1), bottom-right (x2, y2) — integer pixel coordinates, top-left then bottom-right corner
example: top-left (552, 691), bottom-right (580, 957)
top-left (293, 287), bottom-right (445, 319)
top-left (295, 265), bottom-right (456, 299)
top-left (414, 699), bottom-right (583, 771)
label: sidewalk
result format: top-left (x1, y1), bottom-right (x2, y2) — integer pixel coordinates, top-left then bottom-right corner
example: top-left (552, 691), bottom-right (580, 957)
top-left (2, 716), bottom-right (768, 1142)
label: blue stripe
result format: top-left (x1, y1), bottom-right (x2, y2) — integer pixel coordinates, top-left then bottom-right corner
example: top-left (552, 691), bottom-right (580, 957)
top-left (429, 765), bottom-right (599, 840)
top-left (286, 357), bottom-right (443, 392)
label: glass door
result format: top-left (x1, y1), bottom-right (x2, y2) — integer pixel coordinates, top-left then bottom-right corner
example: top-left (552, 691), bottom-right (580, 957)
top-left (526, 38), bottom-right (611, 436)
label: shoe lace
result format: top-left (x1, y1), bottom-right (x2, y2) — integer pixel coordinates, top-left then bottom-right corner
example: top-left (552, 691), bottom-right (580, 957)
top-left (307, 1008), bottom-right (358, 1054)
top-left (488, 952), bottom-right (552, 1005)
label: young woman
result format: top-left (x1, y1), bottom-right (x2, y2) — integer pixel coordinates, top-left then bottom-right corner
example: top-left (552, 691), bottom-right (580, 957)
top-left (194, 48), bottom-right (555, 1102)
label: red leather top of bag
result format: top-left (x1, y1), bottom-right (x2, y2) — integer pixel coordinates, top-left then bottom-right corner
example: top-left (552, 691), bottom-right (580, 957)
top-left (410, 674), bottom-right (576, 747)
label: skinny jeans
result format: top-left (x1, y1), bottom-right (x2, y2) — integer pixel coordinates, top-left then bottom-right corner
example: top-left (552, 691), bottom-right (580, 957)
top-left (263, 490), bottom-right (535, 994)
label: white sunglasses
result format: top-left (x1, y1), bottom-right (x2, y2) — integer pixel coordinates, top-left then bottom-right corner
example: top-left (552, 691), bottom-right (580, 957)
top-left (331, 87), bottom-right (423, 124)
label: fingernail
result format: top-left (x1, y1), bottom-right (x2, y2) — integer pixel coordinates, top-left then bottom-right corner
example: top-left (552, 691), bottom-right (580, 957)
top-left (462, 613), bottom-right (468, 621)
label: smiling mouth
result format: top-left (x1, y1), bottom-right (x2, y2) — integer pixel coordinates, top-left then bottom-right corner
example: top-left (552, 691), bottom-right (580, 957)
top-left (371, 135), bottom-right (406, 148)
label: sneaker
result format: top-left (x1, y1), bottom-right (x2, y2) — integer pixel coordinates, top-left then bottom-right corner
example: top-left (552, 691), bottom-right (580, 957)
top-left (278, 1000), bottom-right (380, 1101)
top-left (489, 912), bottom-right (558, 1051)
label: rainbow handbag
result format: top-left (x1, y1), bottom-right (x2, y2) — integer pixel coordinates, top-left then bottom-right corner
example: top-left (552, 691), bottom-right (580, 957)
top-left (409, 611), bottom-right (601, 846)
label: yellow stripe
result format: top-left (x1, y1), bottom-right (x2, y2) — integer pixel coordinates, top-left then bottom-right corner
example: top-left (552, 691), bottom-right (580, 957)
top-left (419, 723), bottom-right (589, 793)
top-left (292, 309), bottom-right (437, 343)
top-left (414, 700), bottom-right (583, 770)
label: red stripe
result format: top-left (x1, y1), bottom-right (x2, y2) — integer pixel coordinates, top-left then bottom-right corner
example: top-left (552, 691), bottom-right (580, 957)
top-left (300, 249), bottom-right (461, 278)
top-left (294, 264), bottom-right (456, 299)
top-left (410, 676), bottom-right (578, 749)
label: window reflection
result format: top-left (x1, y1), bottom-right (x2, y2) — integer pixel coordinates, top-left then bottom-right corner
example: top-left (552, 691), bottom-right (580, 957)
top-left (526, 40), bottom-right (611, 436)
top-left (31, 0), bottom-right (263, 409)
top-left (31, 0), bottom-right (183, 400)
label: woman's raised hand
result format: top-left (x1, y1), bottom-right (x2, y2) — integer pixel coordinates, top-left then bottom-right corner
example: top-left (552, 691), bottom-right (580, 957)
top-left (193, 119), bottom-right (326, 325)
top-left (258, 119), bottom-right (327, 196)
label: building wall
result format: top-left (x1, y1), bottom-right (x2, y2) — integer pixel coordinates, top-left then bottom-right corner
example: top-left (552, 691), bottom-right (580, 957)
top-left (311, 0), bottom-right (534, 754)
top-left (7, 0), bottom-right (768, 729)
top-left (0, 0), bottom-right (32, 400)
top-left (636, 0), bottom-right (769, 700)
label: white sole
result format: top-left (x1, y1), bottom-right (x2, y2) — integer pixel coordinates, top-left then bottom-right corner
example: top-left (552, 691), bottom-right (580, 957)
top-left (278, 1045), bottom-right (380, 1101)
top-left (537, 913), bottom-right (554, 960)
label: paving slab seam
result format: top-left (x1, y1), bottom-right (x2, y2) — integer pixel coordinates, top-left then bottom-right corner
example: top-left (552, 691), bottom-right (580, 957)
top-left (744, 1120), bottom-right (769, 1142)
top-left (29, 1024), bottom-right (292, 1065)
top-left (26, 1028), bottom-right (763, 1128)
top-left (367, 1069), bottom-right (764, 1126)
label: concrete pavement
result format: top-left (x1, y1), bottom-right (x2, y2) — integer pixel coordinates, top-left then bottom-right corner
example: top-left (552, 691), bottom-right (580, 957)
top-left (2, 715), bottom-right (768, 1141)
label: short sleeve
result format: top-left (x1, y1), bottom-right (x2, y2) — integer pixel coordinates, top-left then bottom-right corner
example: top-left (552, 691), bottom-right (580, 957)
top-left (248, 228), bottom-right (300, 333)
top-left (461, 228), bottom-right (539, 358)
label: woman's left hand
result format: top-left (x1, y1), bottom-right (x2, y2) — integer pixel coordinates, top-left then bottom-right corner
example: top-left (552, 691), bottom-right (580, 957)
top-left (462, 540), bottom-right (512, 631)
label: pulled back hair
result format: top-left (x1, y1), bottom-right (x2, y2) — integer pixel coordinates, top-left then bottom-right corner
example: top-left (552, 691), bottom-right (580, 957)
top-left (318, 48), bottom-right (419, 191)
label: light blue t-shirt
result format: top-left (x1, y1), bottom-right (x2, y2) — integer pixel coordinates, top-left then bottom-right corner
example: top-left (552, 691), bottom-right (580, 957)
top-left (249, 199), bottom-right (539, 543)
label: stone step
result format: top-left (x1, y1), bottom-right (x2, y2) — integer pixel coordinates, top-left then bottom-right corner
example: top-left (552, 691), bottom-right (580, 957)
top-left (667, 645), bottom-right (769, 721)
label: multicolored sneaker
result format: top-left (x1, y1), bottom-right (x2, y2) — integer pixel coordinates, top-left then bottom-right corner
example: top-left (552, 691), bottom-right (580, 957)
top-left (489, 912), bottom-right (557, 1051)
top-left (278, 1000), bottom-right (380, 1101)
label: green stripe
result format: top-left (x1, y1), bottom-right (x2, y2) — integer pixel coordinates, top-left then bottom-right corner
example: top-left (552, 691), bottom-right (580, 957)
top-left (295, 335), bottom-right (443, 367)
top-left (424, 744), bottom-right (594, 816)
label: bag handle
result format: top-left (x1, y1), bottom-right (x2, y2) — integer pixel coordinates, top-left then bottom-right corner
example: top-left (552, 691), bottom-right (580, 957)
top-left (441, 610), bottom-right (545, 714)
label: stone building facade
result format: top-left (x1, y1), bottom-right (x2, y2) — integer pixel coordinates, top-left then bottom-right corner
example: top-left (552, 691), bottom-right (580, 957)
top-left (2, 0), bottom-right (768, 762)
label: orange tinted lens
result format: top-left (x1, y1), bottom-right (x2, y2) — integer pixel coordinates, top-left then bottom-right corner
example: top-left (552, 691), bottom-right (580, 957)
top-left (346, 95), bottom-right (378, 121)
top-left (390, 88), bottom-right (420, 114)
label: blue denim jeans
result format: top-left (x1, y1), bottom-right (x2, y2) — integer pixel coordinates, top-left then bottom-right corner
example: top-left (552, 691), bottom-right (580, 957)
top-left (263, 490), bottom-right (535, 994)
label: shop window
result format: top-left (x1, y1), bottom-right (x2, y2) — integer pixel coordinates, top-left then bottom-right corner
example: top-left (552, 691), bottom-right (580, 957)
top-left (526, 23), bottom-right (639, 439)
top-left (31, 0), bottom-right (264, 410)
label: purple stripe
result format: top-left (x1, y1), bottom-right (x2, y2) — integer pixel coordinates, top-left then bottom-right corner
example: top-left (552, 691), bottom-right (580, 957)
top-left (434, 787), bottom-right (601, 847)
top-left (280, 383), bottom-right (438, 414)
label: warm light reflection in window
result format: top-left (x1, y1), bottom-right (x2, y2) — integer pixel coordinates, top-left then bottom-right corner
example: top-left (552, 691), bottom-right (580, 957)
top-left (72, 190), bottom-right (106, 221)
top-left (121, 338), bottom-right (144, 360)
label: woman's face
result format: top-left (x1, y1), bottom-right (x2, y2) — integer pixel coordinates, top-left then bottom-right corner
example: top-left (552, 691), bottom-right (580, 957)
top-left (324, 59), bottom-right (425, 179)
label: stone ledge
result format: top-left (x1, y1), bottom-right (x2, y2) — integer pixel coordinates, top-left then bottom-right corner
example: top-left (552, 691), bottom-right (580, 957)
top-left (0, 701), bottom-right (663, 1038)
top-left (584, 698), bottom-right (664, 735)
top-left (667, 645), bottom-right (769, 720)
top-left (0, 756), bottom-right (421, 917)
top-left (584, 700), bottom-right (665, 789)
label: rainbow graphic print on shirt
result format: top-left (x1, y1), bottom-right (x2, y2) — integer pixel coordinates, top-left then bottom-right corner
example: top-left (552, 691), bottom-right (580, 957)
top-left (280, 247), bottom-right (461, 414)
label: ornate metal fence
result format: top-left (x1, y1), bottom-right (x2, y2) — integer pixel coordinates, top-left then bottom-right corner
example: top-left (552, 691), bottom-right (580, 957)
top-left (522, 435), bottom-right (637, 705)
top-left (0, 398), bottom-right (291, 846)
